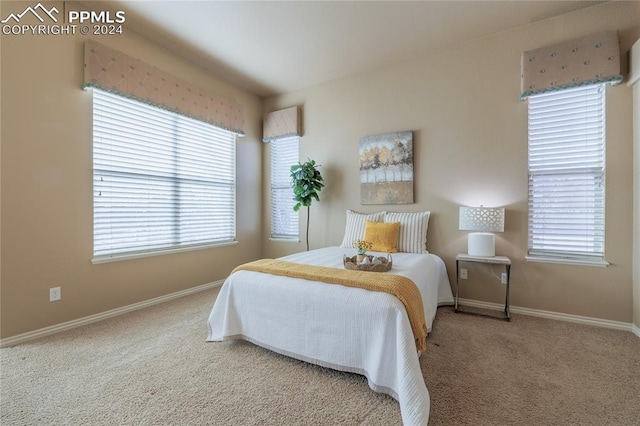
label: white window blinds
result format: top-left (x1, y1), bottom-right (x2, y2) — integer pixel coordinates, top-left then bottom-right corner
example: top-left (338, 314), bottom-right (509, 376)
top-left (270, 137), bottom-right (299, 239)
top-left (93, 88), bottom-right (236, 259)
top-left (527, 83), bottom-right (605, 263)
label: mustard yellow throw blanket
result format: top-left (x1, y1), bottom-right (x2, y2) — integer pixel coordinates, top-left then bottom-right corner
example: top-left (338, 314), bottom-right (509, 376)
top-left (232, 259), bottom-right (428, 352)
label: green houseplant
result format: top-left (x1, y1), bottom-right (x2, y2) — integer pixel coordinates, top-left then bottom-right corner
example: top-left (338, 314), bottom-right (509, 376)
top-left (290, 159), bottom-right (325, 251)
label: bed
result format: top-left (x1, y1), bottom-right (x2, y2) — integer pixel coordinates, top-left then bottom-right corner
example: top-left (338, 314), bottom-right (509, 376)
top-left (207, 243), bottom-right (454, 425)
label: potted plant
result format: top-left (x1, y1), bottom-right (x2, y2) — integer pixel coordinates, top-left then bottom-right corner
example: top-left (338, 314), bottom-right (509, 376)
top-left (290, 159), bottom-right (324, 251)
top-left (354, 240), bottom-right (373, 263)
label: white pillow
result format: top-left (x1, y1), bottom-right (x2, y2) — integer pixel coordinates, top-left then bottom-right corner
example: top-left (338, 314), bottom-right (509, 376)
top-left (340, 210), bottom-right (385, 248)
top-left (384, 211), bottom-right (431, 253)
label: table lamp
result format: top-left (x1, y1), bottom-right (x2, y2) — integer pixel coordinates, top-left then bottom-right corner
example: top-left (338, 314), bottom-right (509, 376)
top-left (459, 205), bottom-right (505, 257)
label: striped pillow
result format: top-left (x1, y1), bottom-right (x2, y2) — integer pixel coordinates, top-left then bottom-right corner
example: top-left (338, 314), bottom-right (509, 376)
top-left (384, 211), bottom-right (431, 253)
top-left (340, 210), bottom-right (385, 248)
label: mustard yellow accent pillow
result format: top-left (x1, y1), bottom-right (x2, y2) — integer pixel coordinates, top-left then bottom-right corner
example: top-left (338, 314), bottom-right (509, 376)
top-left (364, 220), bottom-right (400, 253)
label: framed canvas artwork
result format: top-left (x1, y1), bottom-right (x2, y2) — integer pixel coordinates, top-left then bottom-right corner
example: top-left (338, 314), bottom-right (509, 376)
top-left (359, 130), bottom-right (414, 205)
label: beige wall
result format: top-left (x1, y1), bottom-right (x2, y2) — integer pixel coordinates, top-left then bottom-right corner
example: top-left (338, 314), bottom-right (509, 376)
top-left (0, 2), bottom-right (263, 339)
top-left (631, 38), bottom-right (640, 331)
top-left (635, 78), bottom-right (640, 331)
top-left (264, 2), bottom-right (640, 323)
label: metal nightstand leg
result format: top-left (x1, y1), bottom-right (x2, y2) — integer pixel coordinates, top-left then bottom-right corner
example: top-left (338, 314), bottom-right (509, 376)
top-left (504, 264), bottom-right (511, 321)
top-left (455, 259), bottom-right (460, 312)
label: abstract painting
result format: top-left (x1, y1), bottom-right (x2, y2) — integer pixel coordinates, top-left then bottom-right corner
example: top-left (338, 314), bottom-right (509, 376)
top-left (359, 130), bottom-right (414, 205)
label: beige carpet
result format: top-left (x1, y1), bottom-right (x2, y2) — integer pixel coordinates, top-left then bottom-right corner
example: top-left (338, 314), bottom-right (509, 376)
top-left (1, 287), bottom-right (639, 425)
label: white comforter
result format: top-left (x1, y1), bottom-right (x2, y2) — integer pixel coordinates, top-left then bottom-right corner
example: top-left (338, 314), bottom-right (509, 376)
top-left (207, 246), bottom-right (454, 425)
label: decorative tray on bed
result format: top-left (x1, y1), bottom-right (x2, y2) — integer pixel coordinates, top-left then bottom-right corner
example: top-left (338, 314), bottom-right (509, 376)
top-left (343, 254), bottom-right (393, 272)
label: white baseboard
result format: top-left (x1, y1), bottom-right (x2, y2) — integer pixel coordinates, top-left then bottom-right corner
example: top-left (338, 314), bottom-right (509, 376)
top-left (458, 298), bottom-right (635, 333)
top-left (0, 280), bottom-right (224, 349)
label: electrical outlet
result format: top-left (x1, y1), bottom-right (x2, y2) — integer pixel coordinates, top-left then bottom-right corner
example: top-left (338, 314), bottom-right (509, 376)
top-left (49, 287), bottom-right (61, 302)
top-left (460, 268), bottom-right (468, 280)
top-left (501, 273), bottom-right (508, 284)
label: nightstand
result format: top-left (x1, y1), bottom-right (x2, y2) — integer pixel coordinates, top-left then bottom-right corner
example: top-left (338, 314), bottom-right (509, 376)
top-left (455, 253), bottom-right (511, 321)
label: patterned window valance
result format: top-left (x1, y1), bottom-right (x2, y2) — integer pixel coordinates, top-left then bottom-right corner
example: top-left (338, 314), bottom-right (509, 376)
top-left (520, 30), bottom-right (622, 100)
top-left (82, 40), bottom-right (245, 135)
top-left (262, 106), bottom-right (302, 142)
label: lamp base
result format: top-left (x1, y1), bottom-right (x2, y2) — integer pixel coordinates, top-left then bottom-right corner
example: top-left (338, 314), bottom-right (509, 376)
top-left (468, 233), bottom-right (495, 257)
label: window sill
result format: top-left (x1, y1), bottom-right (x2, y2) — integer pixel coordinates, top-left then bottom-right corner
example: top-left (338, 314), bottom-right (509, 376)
top-left (525, 255), bottom-right (609, 268)
top-left (92, 241), bottom-right (239, 264)
top-left (269, 237), bottom-right (300, 243)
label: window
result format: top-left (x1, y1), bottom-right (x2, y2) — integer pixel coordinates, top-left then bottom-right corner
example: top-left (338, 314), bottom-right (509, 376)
top-left (92, 88), bottom-right (236, 261)
top-left (270, 136), bottom-right (299, 239)
top-left (527, 83), bottom-right (606, 265)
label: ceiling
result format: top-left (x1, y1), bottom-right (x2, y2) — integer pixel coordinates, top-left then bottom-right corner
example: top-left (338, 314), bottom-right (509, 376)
top-left (112, 1), bottom-right (602, 97)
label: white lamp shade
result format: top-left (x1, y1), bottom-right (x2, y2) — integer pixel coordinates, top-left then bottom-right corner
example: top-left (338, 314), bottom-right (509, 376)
top-left (459, 206), bottom-right (505, 232)
top-left (468, 232), bottom-right (495, 257)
